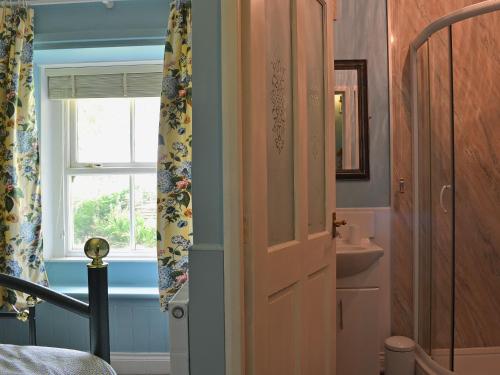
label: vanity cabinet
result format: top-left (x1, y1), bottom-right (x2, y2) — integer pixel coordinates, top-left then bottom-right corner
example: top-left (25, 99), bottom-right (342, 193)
top-left (336, 288), bottom-right (379, 375)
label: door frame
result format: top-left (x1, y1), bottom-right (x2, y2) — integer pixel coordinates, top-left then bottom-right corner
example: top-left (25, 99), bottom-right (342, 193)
top-left (221, 0), bottom-right (244, 374)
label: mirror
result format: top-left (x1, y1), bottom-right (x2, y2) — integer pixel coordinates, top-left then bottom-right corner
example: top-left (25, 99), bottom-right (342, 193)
top-left (334, 60), bottom-right (369, 180)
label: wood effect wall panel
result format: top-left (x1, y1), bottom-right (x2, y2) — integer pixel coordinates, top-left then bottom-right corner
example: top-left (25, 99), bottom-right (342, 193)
top-left (388, 0), bottom-right (486, 339)
top-left (452, 11), bottom-right (500, 348)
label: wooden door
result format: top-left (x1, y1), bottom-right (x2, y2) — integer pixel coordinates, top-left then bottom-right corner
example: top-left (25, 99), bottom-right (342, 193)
top-left (242, 0), bottom-right (336, 374)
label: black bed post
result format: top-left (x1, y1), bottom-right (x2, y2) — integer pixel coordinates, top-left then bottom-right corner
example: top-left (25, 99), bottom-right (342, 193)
top-left (27, 296), bottom-right (37, 346)
top-left (84, 238), bottom-right (111, 364)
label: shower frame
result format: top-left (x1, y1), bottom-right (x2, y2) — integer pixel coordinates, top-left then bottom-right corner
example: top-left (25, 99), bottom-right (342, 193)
top-left (410, 0), bottom-right (500, 369)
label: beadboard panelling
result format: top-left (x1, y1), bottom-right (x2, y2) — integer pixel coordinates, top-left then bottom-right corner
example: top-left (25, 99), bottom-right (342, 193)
top-left (0, 262), bottom-right (169, 353)
top-left (0, 298), bottom-right (168, 353)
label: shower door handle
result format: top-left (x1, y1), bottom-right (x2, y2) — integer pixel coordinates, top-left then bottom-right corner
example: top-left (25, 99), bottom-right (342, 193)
top-left (440, 185), bottom-right (452, 213)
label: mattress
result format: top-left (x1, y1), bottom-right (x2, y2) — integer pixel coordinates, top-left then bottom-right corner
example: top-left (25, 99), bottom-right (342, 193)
top-left (0, 344), bottom-right (117, 375)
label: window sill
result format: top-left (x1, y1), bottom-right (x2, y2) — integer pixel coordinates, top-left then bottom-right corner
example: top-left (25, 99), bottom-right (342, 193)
top-left (52, 285), bottom-right (160, 299)
top-left (46, 257), bottom-right (157, 263)
top-left (44, 259), bottom-right (159, 293)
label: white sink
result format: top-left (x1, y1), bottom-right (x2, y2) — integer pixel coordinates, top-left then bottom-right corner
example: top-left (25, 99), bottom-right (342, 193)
top-left (336, 241), bottom-right (384, 278)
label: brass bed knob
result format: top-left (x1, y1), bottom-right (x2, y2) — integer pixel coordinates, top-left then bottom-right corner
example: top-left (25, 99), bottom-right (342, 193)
top-left (84, 238), bottom-right (110, 269)
top-left (26, 295), bottom-right (37, 307)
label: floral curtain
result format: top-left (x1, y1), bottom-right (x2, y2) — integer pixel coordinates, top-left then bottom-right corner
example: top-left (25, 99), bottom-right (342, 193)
top-left (157, 0), bottom-right (192, 311)
top-left (0, 6), bottom-right (47, 309)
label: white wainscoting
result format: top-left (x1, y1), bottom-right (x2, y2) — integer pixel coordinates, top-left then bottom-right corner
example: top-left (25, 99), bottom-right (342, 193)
top-left (111, 353), bottom-right (170, 375)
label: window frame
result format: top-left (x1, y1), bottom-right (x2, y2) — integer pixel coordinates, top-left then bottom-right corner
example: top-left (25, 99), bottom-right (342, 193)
top-left (64, 99), bottom-right (158, 258)
top-left (40, 62), bottom-right (162, 259)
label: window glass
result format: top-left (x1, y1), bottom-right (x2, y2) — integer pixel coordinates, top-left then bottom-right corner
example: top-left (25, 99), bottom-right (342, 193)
top-left (134, 174), bottom-right (157, 250)
top-left (134, 97), bottom-right (161, 163)
top-left (70, 175), bottom-right (131, 251)
top-left (76, 98), bottom-right (131, 164)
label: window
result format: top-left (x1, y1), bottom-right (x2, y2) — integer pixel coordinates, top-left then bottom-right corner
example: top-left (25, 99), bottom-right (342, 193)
top-left (66, 97), bottom-right (159, 257)
top-left (41, 63), bottom-right (162, 258)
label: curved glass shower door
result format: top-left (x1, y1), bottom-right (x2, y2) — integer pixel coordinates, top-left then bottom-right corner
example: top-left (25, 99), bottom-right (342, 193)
top-left (415, 27), bottom-right (455, 371)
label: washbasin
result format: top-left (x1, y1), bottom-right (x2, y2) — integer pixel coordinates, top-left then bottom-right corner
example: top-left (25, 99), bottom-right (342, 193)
top-left (336, 241), bottom-right (384, 278)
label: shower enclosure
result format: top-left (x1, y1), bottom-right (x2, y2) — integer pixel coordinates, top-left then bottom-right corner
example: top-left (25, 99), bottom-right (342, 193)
top-left (411, 1), bottom-right (500, 373)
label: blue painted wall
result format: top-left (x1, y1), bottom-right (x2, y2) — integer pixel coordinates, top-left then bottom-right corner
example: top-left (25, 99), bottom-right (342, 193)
top-left (2, 0), bottom-right (229, 365)
top-left (190, 0), bottom-right (226, 373)
top-left (33, 0), bottom-right (169, 49)
top-left (1, 1), bottom-right (170, 354)
top-left (34, 45), bottom-right (164, 137)
top-left (335, 0), bottom-right (391, 208)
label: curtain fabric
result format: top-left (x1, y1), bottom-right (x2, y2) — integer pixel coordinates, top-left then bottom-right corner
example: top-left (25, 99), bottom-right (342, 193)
top-left (157, 0), bottom-right (192, 311)
top-left (0, 6), bottom-right (47, 309)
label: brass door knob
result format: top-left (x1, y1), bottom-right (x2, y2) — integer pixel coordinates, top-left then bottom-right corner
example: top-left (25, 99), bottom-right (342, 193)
top-left (334, 219), bottom-right (347, 228)
top-left (332, 213), bottom-right (347, 238)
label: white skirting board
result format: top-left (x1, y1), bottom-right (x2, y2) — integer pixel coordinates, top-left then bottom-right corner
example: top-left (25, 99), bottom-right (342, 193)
top-left (111, 353), bottom-right (171, 375)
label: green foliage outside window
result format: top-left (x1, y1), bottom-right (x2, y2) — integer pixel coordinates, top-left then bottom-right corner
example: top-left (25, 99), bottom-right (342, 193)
top-left (73, 190), bottom-right (156, 248)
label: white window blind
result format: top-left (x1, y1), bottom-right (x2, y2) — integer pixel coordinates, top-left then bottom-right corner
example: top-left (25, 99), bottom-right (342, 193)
top-left (47, 64), bottom-right (163, 99)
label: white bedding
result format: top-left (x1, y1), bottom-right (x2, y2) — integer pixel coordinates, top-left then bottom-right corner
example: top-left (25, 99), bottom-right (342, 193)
top-left (0, 344), bottom-right (117, 375)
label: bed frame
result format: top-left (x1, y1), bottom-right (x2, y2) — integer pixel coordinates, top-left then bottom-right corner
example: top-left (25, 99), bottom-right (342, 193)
top-left (0, 238), bottom-right (111, 363)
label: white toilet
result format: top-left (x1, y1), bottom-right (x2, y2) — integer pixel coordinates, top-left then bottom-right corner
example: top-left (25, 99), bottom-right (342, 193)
top-left (384, 336), bottom-right (416, 375)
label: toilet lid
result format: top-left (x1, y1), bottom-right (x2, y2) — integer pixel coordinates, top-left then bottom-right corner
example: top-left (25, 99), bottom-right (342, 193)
top-left (384, 336), bottom-right (416, 352)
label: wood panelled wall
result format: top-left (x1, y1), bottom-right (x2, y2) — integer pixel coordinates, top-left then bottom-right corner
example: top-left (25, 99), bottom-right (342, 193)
top-left (387, 0), bottom-right (492, 340)
top-left (452, 11), bottom-right (500, 348)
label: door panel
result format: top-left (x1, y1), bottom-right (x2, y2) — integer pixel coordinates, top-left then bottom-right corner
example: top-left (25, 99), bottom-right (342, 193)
top-left (266, 0), bottom-right (296, 247)
top-left (243, 0), bottom-right (336, 374)
top-left (267, 285), bottom-right (300, 375)
top-left (304, 269), bottom-right (329, 374)
top-left (305, 0), bottom-right (327, 235)
top-left (267, 242), bottom-right (301, 295)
